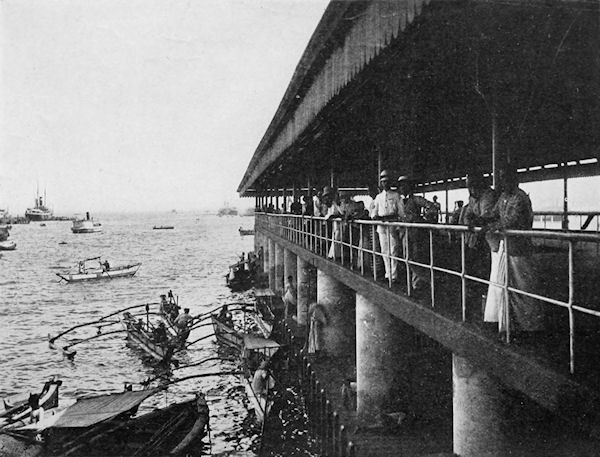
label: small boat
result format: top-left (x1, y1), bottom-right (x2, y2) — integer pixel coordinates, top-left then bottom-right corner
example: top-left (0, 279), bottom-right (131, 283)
top-left (211, 314), bottom-right (244, 350)
top-left (121, 311), bottom-right (177, 363)
top-left (211, 311), bottom-right (280, 424)
top-left (0, 377), bottom-right (62, 428)
top-left (239, 227), bottom-right (255, 236)
top-left (40, 223), bottom-right (46, 227)
top-left (56, 257), bottom-right (141, 282)
top-left (0, 240), bottom-right (16, 251)
top-left (225, 257), bottom-right (253, 292)
top-left (71, 212), bottom-right (102, 233)
top-left (153, 225), bottom-right (174, 230)
top-left (0, 388), bottom-right (209, 457)
top-left (253, 288), bottom-right (284, 338)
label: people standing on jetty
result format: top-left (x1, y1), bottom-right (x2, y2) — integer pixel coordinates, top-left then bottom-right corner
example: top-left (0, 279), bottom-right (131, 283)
top-left (307, 303), bottom-right (327, 358)
top-left (397, 175), bottom-right (435, 292)
top-left (462, 173), bottom-right (497, 280)
top-left (483, 166), bottom-right (544, 335)
top-left (283, 275), bottom-right (297, 320)
top-left (322, 186), bottom-right (344, 259)
top-left (371, 170), bottom-right (402, 282)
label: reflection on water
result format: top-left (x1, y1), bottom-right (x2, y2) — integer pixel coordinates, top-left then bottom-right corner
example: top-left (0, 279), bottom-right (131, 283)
top-left (0, 212), bottom-right (255, 455)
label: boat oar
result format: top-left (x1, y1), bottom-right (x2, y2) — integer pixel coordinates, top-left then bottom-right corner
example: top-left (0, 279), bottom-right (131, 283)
top-left (49, 319), bottom-right (120, 345)
top-left (49, 303), bottom-right (162, 344)
top-left (160, 370), bottom-right (243, 387)
top-left (191, 302), bottom-right (254, 323)
top-left (184, 333), bottom-right (216, 349)
top-left (62, 329), bottom-right (126, 351)
top-left (187, 321), bottom-right (217, 333)
top-left (138, 357), bottom-right (228, 386)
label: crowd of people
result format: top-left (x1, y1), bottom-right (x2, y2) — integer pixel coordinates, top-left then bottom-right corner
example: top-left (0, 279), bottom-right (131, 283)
top-left (259, 166), bottom-right (543, 337)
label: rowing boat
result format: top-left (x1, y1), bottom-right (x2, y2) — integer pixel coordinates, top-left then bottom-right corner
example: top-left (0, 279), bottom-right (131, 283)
top-left (56, 258), bottom-right (141, 282)
top-left (211, 313), bottom-right (280, 424)
top-left (0, 378), bottom-right (62, 429)
top-left (0, 388), bottom-right (210, 457)
top-left (0, 240), bottom-right (16, 251)
top-left (122, 311), bottom-right (177, 363)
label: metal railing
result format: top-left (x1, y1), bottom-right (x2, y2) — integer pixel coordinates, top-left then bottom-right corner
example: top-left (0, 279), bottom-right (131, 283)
top-left (280, 323), bottom-right (356, 457)
top-left (258, 213), bottom-right (600, 377)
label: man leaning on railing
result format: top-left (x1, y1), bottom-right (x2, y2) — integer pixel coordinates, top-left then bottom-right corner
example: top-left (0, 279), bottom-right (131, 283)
top-left (482, 166), bottom-right (545, 339)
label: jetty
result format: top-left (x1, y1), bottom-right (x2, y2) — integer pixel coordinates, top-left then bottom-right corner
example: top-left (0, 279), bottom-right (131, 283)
top-left (238, 2), bottom-right (600, 456)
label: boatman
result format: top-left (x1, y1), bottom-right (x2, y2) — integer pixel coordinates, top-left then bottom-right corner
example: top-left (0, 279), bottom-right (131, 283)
top-left (252, 360), bottom-right (275, 398)
top-left (175, 307), bottom-right (193, 340)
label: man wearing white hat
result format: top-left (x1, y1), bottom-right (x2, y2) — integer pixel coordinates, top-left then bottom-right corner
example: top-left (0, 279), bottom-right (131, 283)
top-left (371, 170), bottom-right (402, 281)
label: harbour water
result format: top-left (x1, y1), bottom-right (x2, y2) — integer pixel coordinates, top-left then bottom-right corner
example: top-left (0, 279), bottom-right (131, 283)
top-left (0, 212), bottom-right (259, 456)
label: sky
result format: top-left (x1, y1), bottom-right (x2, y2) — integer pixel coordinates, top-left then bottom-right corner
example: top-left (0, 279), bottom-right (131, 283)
top-left (0, 0), bottom-right (329, 215)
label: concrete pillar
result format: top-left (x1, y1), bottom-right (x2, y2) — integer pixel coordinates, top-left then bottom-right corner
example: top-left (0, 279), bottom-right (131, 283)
top-left (297, 257), bottom-right (316, 326)
top-left (356, 294), bottom-right (407, 427)
top-left (274, 243), bottom-right (284, 295)
top-left (268, 238), bottom-right (275, 291)
top-left (283, 248), bottom-right (297, 289)
top-left (316, 270), bottom-right (355, 357)
top-left (453, 354), bottom-right (509, 457)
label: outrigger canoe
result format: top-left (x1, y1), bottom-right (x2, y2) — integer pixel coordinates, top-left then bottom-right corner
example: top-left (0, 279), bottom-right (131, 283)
top-left (211, 312), bottom-right (280, 424)
top-left (56, 262), bottom-right (141, 282)
top-left (0, 377), bottom-right (62, 428)
top-left (0, 388), bottom-right (210, 457)
top-left (122, 311), bottom-right (177, 363)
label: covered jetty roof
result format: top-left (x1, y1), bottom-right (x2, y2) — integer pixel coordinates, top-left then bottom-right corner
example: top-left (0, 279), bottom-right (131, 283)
top-left (238, 0), bottom-right (599, 196)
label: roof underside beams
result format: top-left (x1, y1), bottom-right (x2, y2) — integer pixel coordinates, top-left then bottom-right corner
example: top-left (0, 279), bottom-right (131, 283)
top-left (238, 0), bottom-right (431, 194)
top-left (239, 0), bottom-right (600, 196)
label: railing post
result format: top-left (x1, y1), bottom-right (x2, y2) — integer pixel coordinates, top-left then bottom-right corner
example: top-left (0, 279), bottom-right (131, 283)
top-left (461, 231), bottom-right (467, 322)
top-left (405, 226), bottom-right (411, 296)
top-left (388, 225), bottom-right (392, 288)
top-left (347, 441), bottom-right (356, 457)
top-left (429, 228), bottom-right (435, 307)
top-left (339, 424), bottom-right (347, 457)
top-left (324, 398), bottom-right (332, 456)
top-left (503, 233), bottom-right (511, 343)
top-left (359, 224), bottom-right (365, 276)
top-left (332, 412), bottom-right (340, 457)
top-left (568, 239), bottom-right (575, 374)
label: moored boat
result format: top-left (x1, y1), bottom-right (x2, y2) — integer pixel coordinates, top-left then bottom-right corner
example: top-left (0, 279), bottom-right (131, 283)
top-left (25, 188), bottom-right (53, 221)
top-left (211, 310), bottom-right (280, 424)
top-left (121, 311), bottom-right (177, 363)
top-left (0, 377), bottom-right (62, 429)
top-left (239, 226), bottom-right (255, 236)
top-left (0, 240), bottom-right (16, 251)
top-left (56, 257), bottom-right (141, 282)
top-left (71, 212), bottom-right (102, 233)
top-left (0, 388), bottom-right (210, 457)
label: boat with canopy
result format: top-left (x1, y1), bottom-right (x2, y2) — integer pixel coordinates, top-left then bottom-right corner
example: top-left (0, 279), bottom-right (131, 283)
top-left (0, 387), bottom-right (210, 456)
